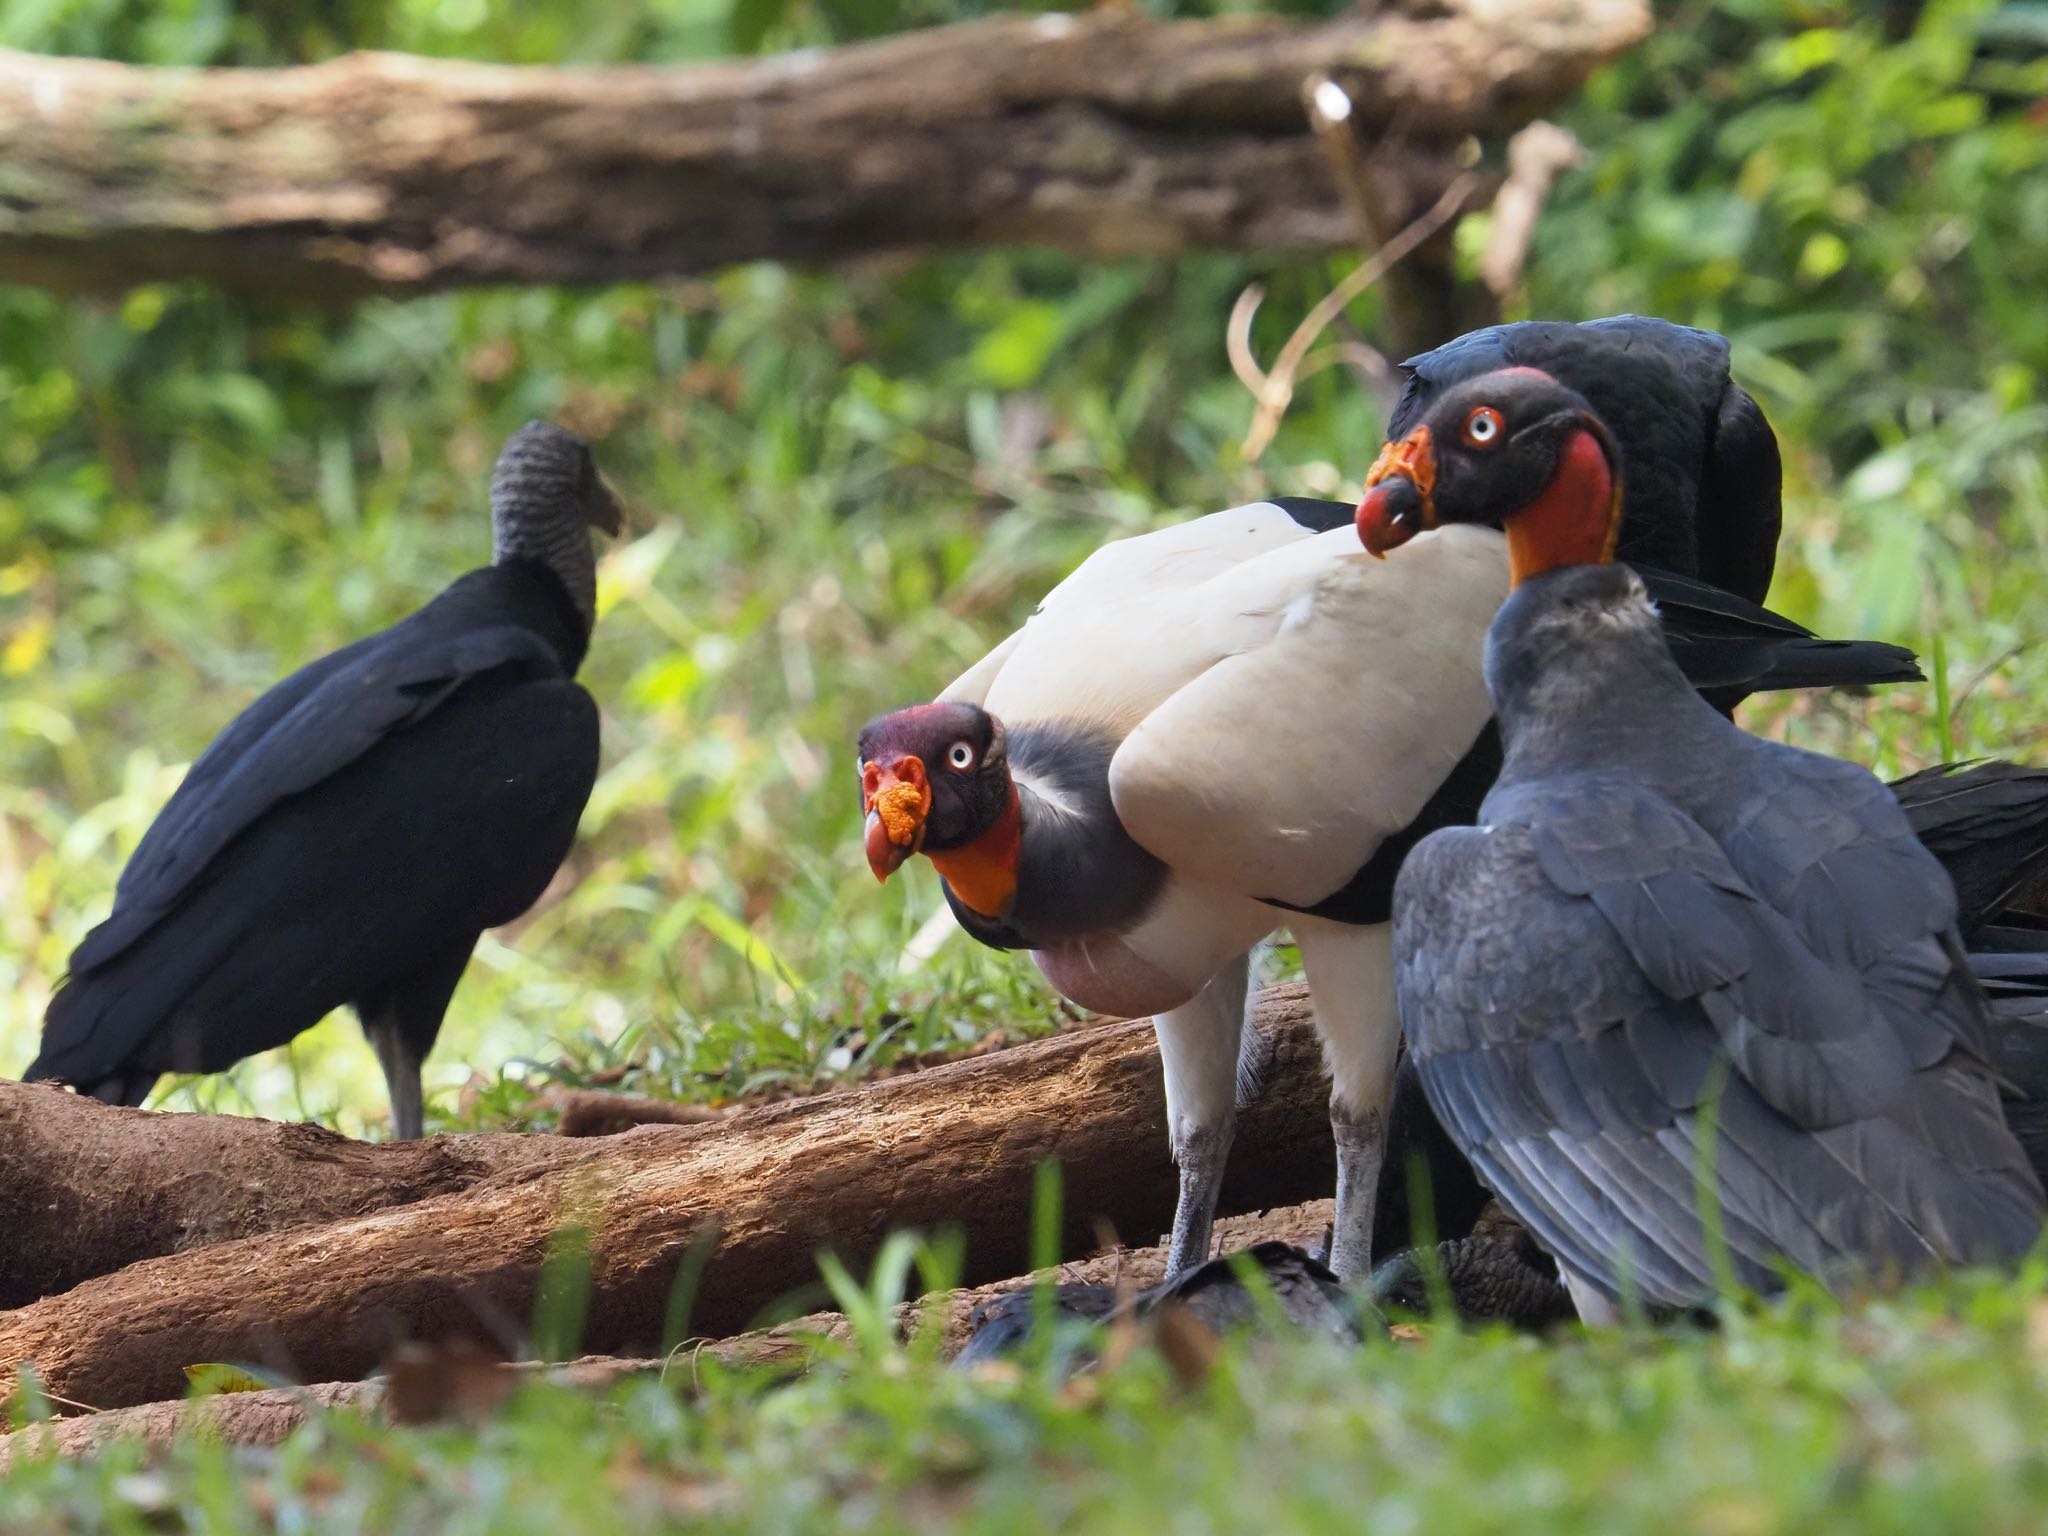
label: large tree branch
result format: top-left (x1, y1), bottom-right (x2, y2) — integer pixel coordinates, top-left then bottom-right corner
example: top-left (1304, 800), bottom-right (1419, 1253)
top-left (0, 987), bottom-right (1343, 1412)
top-left (0, 0), bottom-right (1645, 297)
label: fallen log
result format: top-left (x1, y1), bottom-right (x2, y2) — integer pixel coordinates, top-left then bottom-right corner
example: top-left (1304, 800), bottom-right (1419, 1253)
top-left (0, 987), bottom-right (1339, 1412)
top-left (0, 1353), bottom-right (717, 1471)
top-left (0, 0), bottom-right (1647, 297)
top-left (549, 1089), bottom-right (730, 1138)
top-left (0, 1081), bottom-right (581, 1308)
top-left (0, 1201), bottom-right (1333, 1469)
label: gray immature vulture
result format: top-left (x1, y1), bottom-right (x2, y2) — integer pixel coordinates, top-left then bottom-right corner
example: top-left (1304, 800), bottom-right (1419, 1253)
top-left (1386, 369), bottom-right (2046, 1316)
top-left (25, 422), bottom-right (620, 1139)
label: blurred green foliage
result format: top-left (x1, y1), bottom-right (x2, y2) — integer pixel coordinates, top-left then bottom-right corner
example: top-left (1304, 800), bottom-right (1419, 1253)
top-left (1, 0), bottom-right (2044, 1132)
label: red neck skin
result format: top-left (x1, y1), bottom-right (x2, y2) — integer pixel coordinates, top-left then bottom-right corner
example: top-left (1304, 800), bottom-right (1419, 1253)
top-left (1505, 427), bottom-right (1621, 587)
top-left (928, 781), bottom-right (1022, 919)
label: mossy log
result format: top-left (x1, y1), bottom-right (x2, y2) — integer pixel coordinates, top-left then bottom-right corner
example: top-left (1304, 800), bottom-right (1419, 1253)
top-left (0, 0), bottom-right (1646, 297)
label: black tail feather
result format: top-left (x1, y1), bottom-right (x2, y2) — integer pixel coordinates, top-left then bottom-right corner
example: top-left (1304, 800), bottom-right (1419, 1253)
top-left (1895, 761), bottom-right (2048, 939)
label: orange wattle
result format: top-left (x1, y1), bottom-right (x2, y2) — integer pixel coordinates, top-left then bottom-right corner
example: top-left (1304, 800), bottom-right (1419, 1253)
top-left (1504, 428), bottom-right (1620, 587)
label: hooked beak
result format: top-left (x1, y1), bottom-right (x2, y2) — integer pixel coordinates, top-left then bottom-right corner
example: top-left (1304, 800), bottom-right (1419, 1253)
top-left (861, 755), bottom-right (931, 881)
top-left (1355, 426), bottom-right (1438, 557)
top-left (586, 477), bottom-right (626, 537)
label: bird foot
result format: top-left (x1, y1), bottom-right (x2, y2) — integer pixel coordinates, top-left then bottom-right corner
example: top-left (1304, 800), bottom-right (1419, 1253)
top-left (1165, 1122), bottom-right (1232, 1276)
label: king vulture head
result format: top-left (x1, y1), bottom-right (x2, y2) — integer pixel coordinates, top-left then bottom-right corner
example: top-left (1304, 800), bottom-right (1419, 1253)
top-left (1355, 368), bottom-right (1623, 589)
top-left (856, 702), bottom-right (1020, 916)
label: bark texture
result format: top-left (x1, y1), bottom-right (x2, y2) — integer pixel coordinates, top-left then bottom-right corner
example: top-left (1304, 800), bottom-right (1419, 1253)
top-left (0, 1081), bottom-right (582, 1308)
top-left (0, 987), bottom-right (1338, 1412)
top-left (0, 1201), bottom-right (1334, 1468)
top-left (0, 0), bottom-right (1646, 297)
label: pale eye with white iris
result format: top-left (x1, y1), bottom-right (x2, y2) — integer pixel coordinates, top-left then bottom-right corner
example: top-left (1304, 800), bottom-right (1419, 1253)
top-left (947, 741), bottom-right (976, 771)
top-left (1465, 407), bottom-right (1504, 446)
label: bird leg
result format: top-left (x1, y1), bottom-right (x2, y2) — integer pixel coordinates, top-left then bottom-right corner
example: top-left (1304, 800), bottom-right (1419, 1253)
top-left (1328, 1099), bottom-right (1388, 1283)
top-left (365, 1016), bottom-right (427, 1142)
top-left (1153, 951), bottom-right (1254, 1276)
top-left (1295, 918), bottom-right (1403, 1285)
top-left (359, 945), bottom-right (472, 1142)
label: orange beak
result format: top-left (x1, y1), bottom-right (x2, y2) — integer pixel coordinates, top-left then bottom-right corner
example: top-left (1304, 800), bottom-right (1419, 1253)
top-left (861, 755), bottom-right (931, 881)
top-left (1355, 426), bottom-right (1438, 557)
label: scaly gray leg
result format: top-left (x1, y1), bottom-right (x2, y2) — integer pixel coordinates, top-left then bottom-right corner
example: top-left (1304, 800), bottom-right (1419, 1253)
top-left (365, 1016), bottom-right (426, 1141)
top-left (1294, 919), bottom-right (1402, 1285)
top-left (1153, 951), bottom-right (1253, 1276)
top-left (359, 944), bottom-right (473, 1141)
top-left (1329, 1098), bottom-right (1389, 1283)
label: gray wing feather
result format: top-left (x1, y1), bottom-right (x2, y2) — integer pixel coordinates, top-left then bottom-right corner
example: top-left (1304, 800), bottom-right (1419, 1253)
top-left (1397, 772), bottom-right (2043, 1311)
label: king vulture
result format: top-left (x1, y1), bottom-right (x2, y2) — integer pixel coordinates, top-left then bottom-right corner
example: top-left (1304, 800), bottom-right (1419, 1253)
top-left (860, 508), bottom-right (1509, 1283)
top-left (1383, 315), bottom-right (1784, 605)
top-left (27, 423), bottom-right (619, 1139)
top-left (858, 526), bottom-right (1917, 1282)
top-left (858, 319), bottom-right (1931, 1283)
top-left (1383, 368), bottom-right (2047, 1315)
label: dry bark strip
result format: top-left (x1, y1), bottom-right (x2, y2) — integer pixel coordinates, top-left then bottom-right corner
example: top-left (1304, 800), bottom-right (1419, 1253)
top-left (549, 1089), bottom-right (730, 1138)
top-left (0, 1354), bottom-right (696, 1471)
top-left (0, 1082), bottom-right (586, 1308)
top-left (0, 988), bottom-right (1338, 1413)
top-left (0, 0), bottom-right (1646, 297)
top-left (0, 1202), bottom-right (1333, 1470)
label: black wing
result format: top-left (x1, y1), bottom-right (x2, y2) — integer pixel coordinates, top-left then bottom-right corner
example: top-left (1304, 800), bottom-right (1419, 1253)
top-left (1264, 496), bottom-right (1358, 534)
top-left (1890, 761), bottom-right (2048, 938)
top-left (71, 621), bottom-right (569, 973)
top-left (1396, 773), bottom-right (2042, 1311)
top-left (1634, 564), bottom-right (1922, 693)
top-left (1695, 376), bottom-right (1784, 605)
top-left (33, 665), bottom-right (598, 1086)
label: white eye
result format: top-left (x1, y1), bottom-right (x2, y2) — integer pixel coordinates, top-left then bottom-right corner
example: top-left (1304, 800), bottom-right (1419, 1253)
top-left (947, 741), bottom-right (976, 771)
top-left (1465, 406), bottom-right (1504, 445)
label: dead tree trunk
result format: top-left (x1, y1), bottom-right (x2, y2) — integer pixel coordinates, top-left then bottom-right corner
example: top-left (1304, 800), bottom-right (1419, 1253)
top-left (0, 0), bottom-right (1645, 297)
top-left (0, 1200), bottom-right (1335, 1468)
top-left (0, 987), bottom-right (1337, 1413)
top-left (0, 1083), bottom-right (583, 1308)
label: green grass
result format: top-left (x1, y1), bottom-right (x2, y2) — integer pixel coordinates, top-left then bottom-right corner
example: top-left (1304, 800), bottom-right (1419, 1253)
top-left (4, 2), bottom-right (2048, 1522)
top-left (10, 1264), bottom-right (2048, 1533)
top-left (4, 2), bottom-right (2047, 1132)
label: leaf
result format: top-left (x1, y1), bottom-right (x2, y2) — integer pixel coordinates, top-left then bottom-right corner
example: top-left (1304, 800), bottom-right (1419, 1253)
top-left (182, 1363), bottom-right (274, 1396)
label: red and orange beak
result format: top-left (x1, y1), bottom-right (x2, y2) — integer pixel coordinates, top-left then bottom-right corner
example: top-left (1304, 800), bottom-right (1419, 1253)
top-left (1355, 425), bottom-right (1439, 557)
top-left (861, 755), bottom-right (931, 881)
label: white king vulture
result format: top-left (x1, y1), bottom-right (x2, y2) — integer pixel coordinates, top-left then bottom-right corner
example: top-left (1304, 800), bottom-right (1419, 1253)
top-left (859, 509), bottom-right (1509, 1282)
top-left (858, 320), bottom-right (1928, 1283)
top-left (1380, 367), bottom-right (2047, 1315)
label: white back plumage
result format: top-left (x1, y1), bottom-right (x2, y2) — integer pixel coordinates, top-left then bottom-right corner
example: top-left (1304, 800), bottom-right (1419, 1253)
top-left (942, 503), bottom-right (1509, 907)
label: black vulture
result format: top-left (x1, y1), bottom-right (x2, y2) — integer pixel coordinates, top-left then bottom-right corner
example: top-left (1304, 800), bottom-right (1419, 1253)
top-left (1382, 368), bottom-right (2045, 1317)
top-left (25, 422), bottom-right (620, 1139)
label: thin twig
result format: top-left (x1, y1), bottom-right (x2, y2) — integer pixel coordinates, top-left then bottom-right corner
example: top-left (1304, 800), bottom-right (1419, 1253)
top-left (1950, 634), bottom-right (2046, 724)
top-left (1226, 284), bottom-right (1271, 396)
top-left (1236, 172), bottom-right (1479, 461)
top-left (1477, 120), bottom-right (1586, 297)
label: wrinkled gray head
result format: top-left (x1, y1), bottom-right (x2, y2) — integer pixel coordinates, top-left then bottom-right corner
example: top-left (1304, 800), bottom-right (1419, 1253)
top-left (1484, 563), bottom-right (1679, 732)
top-left (490, 421), bottom-right (623, 633)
